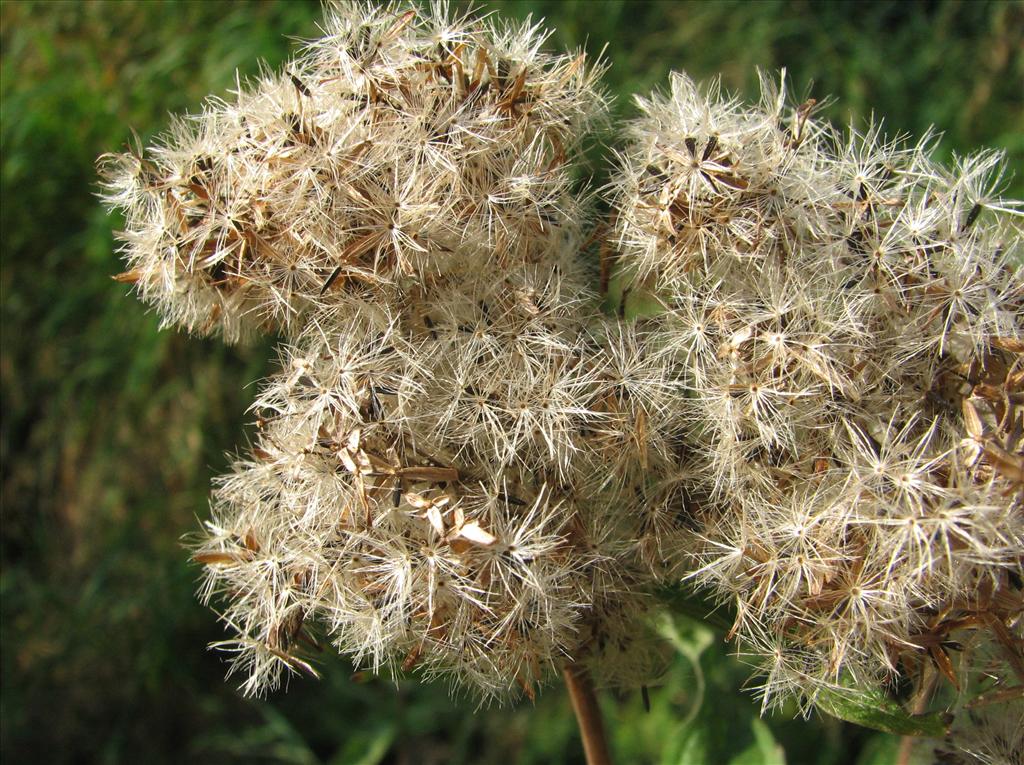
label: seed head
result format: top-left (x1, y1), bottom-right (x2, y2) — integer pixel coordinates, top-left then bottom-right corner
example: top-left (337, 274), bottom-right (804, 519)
top-left (609, 70), bottom-right (1023, 713)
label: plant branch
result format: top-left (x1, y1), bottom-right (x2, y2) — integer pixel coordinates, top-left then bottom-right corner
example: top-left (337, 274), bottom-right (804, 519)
top-left (563, 663), bottom-right (613, 765)
top-left (896, 662), bottom-right (938, 765)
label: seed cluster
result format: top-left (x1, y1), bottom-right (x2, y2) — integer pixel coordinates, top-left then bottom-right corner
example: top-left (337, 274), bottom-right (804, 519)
top-left (610, 71), bottom-right (1023, 712)
top-left (100, 1), bottom-right (1023, 741)
top-left (103, 1), bottom-right (684, 700)
top-left (100, 1), bottom-right (602, 342)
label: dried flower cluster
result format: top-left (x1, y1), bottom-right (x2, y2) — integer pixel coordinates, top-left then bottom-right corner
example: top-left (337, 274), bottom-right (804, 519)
top-left (101, 0), bottom-right (1023, 748)
top-left (609, 71), bottom-right (1023, 713)
top-left (102, 1), bottom-right (684, 701)
top-left (99, 1), bottom-right (606, 342)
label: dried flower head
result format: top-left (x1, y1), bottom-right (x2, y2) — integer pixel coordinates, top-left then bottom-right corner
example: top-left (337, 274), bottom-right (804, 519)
top-left (103, 1), bottom-right (686, 702)
top-left (100, 0), bottom-right (606, 342)
top-left (101, 3), bottom-right (1022, 756)
top-left (609, 70), bottom-right (1023, 716)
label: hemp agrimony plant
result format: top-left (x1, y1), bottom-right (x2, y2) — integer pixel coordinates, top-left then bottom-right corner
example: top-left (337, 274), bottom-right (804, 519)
top-left (100, 3), bottom-right (1022, 762)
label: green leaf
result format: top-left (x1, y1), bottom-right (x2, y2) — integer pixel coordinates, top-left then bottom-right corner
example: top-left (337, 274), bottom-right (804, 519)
top-left (601, 268), bottom-right (667, 320)
top-left (657, 586), bottom-right (948, 739)
top-left (327, 723), bottom-right (395, 765)
top-left (728, 718), bottom-right (787, 765)
top-left (672, 724), bottom-right (710, 765)
top-left (816, 684), bottom-right (948, 738)
top-left (853, 734), bottom-right (901, 765)
top-left (656, 584), bottom-right (737, 634)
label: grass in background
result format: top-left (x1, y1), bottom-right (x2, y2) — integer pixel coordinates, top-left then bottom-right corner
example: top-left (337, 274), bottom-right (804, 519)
top-left (1, 2), bottom-right (1020, 763)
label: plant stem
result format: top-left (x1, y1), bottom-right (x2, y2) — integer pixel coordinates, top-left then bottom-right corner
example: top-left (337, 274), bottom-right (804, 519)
top-left (896, 661), bottom-right (937, 765)
top-left (563, 663), bottom-right (613, 765)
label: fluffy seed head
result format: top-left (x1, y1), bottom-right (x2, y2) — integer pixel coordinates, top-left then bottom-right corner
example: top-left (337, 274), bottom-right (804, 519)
top-left (100, 0), bottom-right (608, 342)
top-left (609, 70), bottom-right (1024, 714)
top-left (151, 2), bottom-right (680, 701)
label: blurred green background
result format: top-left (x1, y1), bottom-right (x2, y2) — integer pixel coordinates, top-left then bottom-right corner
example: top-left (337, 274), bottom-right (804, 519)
top-left (1, 1), bottom-right (1021, 763)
